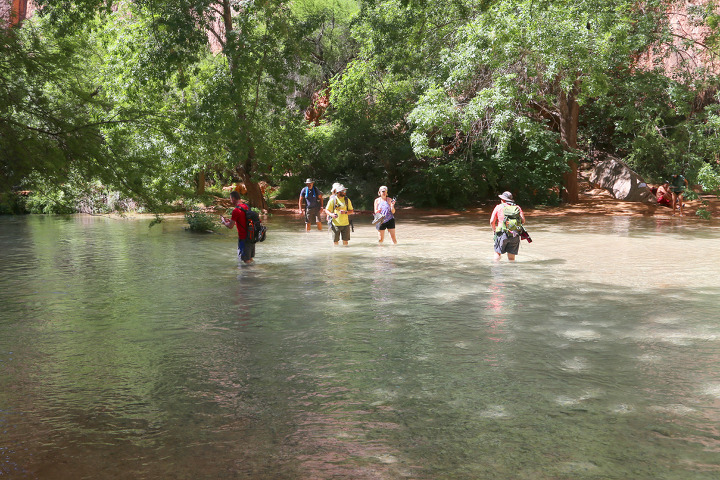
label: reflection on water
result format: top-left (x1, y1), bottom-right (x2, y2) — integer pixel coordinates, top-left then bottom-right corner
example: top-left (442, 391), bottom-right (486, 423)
top-left (1, 214), bottom-right (720, 479)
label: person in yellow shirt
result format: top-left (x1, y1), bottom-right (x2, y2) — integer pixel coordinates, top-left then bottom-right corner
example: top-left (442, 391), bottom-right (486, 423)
top-left (325, 184), bottom-right (354, 245)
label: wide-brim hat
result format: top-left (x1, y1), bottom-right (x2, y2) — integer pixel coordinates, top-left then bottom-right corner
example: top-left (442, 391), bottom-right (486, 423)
top-left (335, 184), bottom-right (347, 192)
top-left (305, 178), bottom-right (314, 184)
top-left (378, 185), bottom-right (388, 194)
top-left (498, 191), bottom-right (514, 202)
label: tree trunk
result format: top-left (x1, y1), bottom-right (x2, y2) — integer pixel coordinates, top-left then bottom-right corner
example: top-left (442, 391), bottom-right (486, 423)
top-left (238, 144), bottom-right (267, 210)
top-left (239, 171), bottom-right (267, 210)
top-left (196, 169), bottom-right (205, 195)
top-left (557, 79), bottom-right (581, 203)
top-left (219, 0), bottom-right (267, 211)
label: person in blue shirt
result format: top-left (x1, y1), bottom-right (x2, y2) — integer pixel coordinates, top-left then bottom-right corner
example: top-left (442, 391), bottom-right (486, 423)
top-left (298, 178), bottom-right (324, 231)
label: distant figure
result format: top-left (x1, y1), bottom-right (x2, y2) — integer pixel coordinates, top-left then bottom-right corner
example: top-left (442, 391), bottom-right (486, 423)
top-left (220, 191), bottom-right (255, 264)
top-left (656, 180), bottom-right (672, 207)
top-left (325, 184), bottom-right (353, 246)
top-left (670, 174), bottom-right (688, 216)
top-left (299, 178), bottom-right (323, 231)
top-left (373, 186), bottom-right (397, 244)
top-left (490, 191), bottom-right (526, 261)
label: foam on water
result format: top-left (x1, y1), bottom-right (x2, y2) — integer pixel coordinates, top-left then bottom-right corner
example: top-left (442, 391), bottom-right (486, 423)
top-left (561, 356), bottom-right (589, 372)
top-left (560, 329), bottom-right (602, 341)
top-left (701, 383), bottom-right (720, 398)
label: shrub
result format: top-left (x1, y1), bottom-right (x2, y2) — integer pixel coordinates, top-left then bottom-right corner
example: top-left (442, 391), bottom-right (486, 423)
top-left (185, 209), bottom-right (218, 232)
top-left (0, 193), bottom-right (28, 215)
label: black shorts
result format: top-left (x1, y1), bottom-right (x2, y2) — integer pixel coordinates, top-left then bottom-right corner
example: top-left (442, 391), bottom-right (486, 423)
top-left (494, 232), bottom-right (520, 255)
top-left (379, 218), bottom-right (396, 230)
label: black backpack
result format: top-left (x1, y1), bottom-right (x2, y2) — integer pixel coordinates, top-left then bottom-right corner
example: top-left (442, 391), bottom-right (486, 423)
top-left (238, 204), bottom-right (267, 243)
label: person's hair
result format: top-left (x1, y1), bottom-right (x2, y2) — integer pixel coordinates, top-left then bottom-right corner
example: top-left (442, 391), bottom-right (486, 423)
top-left (230, 191), bottom-right (241, 201)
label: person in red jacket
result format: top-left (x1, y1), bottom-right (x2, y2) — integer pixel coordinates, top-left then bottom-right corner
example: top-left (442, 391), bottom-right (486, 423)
top-left (656, 180), bottom-right (672, 207)
top-left (220, 191), bottom-right (255, 264)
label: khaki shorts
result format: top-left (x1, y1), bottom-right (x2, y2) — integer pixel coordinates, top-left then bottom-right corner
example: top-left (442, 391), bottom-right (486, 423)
top-left (494, 232), bottom-right (520, 255)
top-left (304, 207), bottom-right (322, 224)
top-left (331, 224), bottom-right (350, 242)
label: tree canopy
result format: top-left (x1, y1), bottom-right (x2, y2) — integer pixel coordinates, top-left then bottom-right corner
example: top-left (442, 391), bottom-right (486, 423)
top-left (2, 0), bottom-right (720, 213)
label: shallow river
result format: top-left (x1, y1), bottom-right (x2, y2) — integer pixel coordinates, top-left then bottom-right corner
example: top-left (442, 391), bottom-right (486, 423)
top-left (1, 214), bottom-right (719, 479)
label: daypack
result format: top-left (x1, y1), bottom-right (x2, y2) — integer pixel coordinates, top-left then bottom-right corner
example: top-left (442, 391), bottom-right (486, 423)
top-left (301, 186), bottom-right (320, 209)
top-left (237, 204), bottom-right (267, 244)
top-left (502, 204), bottom-right (522, 234)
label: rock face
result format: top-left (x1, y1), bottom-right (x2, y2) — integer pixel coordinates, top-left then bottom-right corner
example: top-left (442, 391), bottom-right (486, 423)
top-left (1, 0), bottom-right (31, 28)
top-left (304, 88), bottom-right (330, 126)
top-left (589, 159), bottom-right (658, 204)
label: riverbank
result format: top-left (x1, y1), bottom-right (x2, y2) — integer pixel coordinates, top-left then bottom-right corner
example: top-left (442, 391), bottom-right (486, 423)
top-left (267, 188), bottom-right (720, 221)
top-left (59, 185), bottom-right (719, 222)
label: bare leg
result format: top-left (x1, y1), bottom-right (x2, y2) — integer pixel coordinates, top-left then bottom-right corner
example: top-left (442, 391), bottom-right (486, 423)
top-left (378, 229), bottom-right (385, 243)
top-left (507, 253), bottom-right (516, 261)
top-left (678, 194), bottom-right (684, 216)
top-left (342, 241), bottom-right (349, 246)
top-left (388, 229), bottom-right (397, 244)
top-left (494, 252), bottom-right (502, 261)
top-left (672, 193), bottom-right (678, 215)
top-left (306, 223), bottom-right (311, 232)
top-left (316, 221), bottom-right (323, 230)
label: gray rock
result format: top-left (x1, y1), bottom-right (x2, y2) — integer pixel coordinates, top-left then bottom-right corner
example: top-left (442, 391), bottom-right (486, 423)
top-left (589, 159), bottom-right (658, 204)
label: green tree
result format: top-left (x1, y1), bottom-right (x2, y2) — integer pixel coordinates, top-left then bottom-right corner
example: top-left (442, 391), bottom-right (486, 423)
top-left (404, 0), bottom-right (673, 202)
top-left (8, 0), bottom-right (312, 210)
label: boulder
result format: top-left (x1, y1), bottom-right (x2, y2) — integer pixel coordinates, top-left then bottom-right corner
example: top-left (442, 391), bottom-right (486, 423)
top-left (589, 159), bottom-right (657, 204)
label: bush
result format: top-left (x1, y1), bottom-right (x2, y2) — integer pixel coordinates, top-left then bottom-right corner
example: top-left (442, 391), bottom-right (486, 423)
top-left (0, 193), bottom-right (28, 215)
top-left (24, 188), bottom-right (76, 214)
top-left (185, 209), bottom-right (218, 232)
top-left (697, 163), bottom-right (720, 194)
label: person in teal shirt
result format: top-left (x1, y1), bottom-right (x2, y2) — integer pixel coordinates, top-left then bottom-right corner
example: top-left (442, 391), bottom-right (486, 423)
top-left (670, 174), bottom-right (689, 216)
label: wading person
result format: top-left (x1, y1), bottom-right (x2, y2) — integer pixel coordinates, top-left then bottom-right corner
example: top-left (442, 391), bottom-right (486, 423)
top-left (299, 178), bottom-right (323, 231)
top-left (373, 186), bottom-right (397, 244)
top-left (670, 173), bottom-right (689, 216)
top-left (490, 191), bottom-right (525, 261)
top-left (220, 191), bottom-right (255, 264)
top-left (325, 184), bottom-right (353, 246)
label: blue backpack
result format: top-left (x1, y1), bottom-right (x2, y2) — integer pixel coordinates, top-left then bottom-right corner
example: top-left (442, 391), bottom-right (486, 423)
top-left (301, 186), bottom-right (320, 209)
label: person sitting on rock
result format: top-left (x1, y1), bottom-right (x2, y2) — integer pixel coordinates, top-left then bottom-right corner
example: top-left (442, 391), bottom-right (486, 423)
top-left (656, 180), bottom-right (672, 207)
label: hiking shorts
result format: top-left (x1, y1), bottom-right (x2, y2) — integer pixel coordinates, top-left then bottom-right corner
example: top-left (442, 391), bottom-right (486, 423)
top-left (237, 239), bottom-right (256, 261)
top-left (331, 224), bottom-right (350, 242)
top-left (378, 218), bottom-right (396, 230)
top-left (304, 207), bottom-right (322, 224)
top-left (494, 232), bottom-right (520, 255)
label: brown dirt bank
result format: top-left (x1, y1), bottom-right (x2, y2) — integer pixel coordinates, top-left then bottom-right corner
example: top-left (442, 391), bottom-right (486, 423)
top-left (268, 189), bottom-right (720, 221)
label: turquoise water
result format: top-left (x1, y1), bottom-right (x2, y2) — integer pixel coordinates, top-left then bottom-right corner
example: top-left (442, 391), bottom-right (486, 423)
top-left (1, 214), bottom-right (719, 479)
